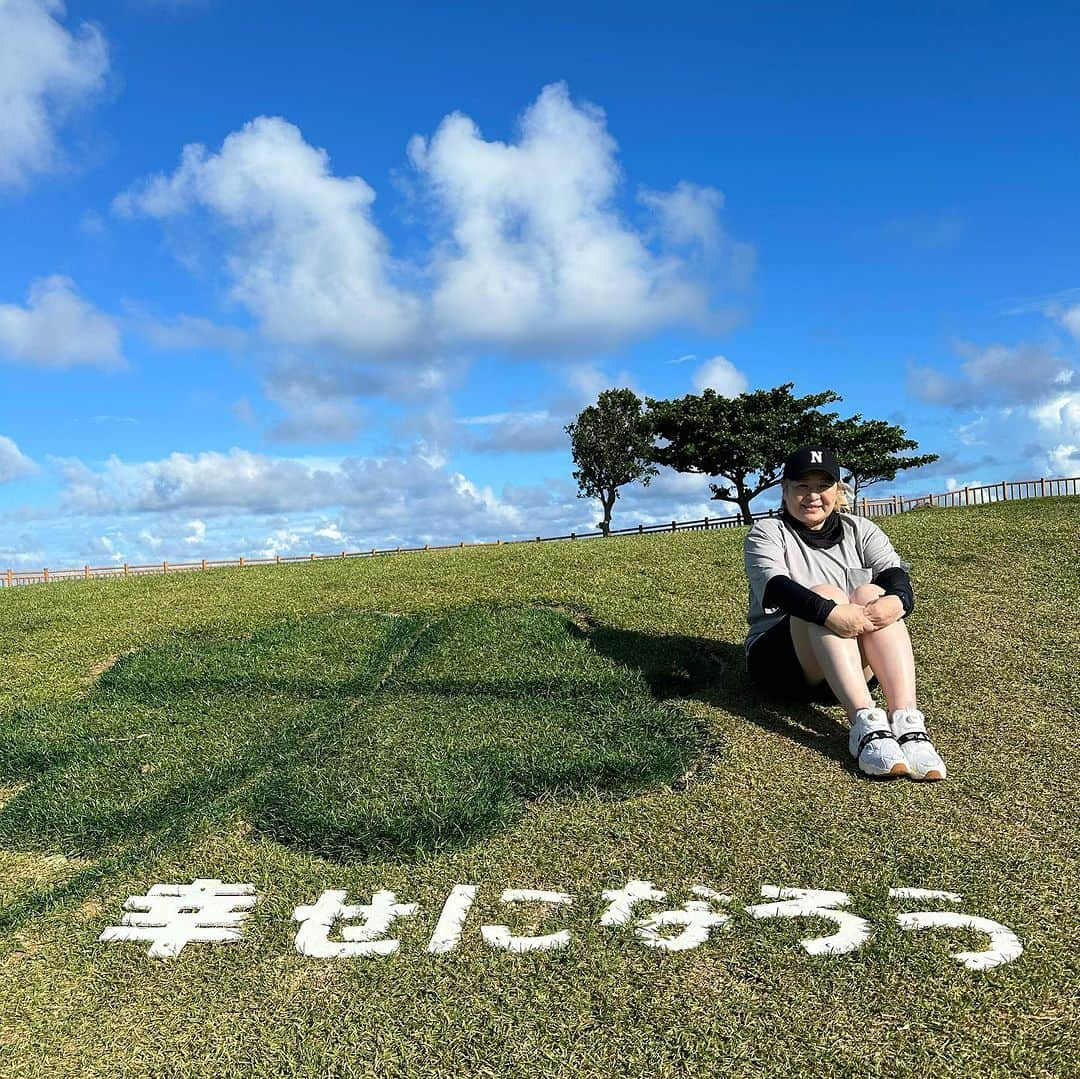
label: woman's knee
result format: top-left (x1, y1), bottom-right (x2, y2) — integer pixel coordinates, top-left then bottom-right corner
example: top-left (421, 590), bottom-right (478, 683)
top-left (809, 583), bottom-right (848, 604)
top-left (850, 583), bottom-right (886, 605)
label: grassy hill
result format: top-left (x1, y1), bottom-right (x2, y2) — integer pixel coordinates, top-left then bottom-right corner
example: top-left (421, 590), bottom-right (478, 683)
top-left (1, 498), bottom-right (1077, 1078)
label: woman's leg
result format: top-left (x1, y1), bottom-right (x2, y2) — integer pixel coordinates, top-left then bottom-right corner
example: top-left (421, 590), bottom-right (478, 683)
top-left (788, 584), bottom-right (876, 718)
top-left (849, 583), bottom-right (917, 713)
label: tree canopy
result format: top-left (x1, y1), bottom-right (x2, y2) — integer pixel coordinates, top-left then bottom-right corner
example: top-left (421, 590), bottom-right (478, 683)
top-left (826, 414), bottom-right (939, 501)
top-left (646, 384), bottom-right (841, 523)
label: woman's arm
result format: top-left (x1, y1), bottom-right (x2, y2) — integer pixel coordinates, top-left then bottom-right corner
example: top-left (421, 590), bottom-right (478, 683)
top-left (762, 575), bottom-right (837, 625)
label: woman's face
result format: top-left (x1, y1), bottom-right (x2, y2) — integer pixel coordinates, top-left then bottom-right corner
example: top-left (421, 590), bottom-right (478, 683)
top-left (783, 470), bottom-right (838, 529)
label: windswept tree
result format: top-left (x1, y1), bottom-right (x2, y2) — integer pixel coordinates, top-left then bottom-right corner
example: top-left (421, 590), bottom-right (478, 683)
top-left (647, 384), bottom-right (841, 524)
top-left (826, 415), bottom-right (939, 502)
top-left (565, 388), bottom-right (659, 536)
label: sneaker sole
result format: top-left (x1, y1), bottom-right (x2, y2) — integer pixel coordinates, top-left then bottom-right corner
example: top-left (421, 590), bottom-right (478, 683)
top-left (859, 761), bottom-right (911, 779)
top-left (910, 768), bottom-right (946, 782)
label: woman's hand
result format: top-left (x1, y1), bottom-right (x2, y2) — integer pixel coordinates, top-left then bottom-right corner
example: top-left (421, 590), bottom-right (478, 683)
top-left (825, 603), bottom-right (875, 638)
top-left (863, 594), bottom-right (904, 631)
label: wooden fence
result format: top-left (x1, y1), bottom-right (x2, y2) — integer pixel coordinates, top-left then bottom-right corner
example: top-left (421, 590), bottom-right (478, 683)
top-left (2, 474), bottom-right (1076, 589)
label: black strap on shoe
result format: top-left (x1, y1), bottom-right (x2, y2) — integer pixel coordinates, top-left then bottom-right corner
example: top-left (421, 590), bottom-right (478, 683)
top-left (896, 731), bottom-right (932, 746)
top-left (858, 729), bottom-right (896, 754)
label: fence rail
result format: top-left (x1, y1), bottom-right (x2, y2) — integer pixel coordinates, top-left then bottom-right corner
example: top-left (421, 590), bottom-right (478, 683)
top-left (3, 475), bottom-right (1077, 589)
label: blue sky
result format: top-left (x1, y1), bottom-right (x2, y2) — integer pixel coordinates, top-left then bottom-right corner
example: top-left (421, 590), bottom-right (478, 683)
top-left (1, 0), bottom-right (1078, 569)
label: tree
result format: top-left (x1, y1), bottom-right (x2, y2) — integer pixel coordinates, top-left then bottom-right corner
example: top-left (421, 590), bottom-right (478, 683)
top-left (565, 388), bottom-right (659, 536)
top-left (646, 384), bottom-right (842, 524)
top-left (826, 415), bottom-right (939, 502)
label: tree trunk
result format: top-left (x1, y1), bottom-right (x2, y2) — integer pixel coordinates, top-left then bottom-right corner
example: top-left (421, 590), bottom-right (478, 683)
top-left (735, 487), bottom-right (755, 525)
top-left (599, 489), bottom-right (616, 536)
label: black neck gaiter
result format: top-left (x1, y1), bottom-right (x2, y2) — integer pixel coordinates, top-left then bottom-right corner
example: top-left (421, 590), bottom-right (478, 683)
top-left (781, 507), bottom-right (844, 550)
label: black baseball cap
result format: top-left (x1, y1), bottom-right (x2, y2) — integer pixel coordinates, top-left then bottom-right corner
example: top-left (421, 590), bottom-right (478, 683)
top-left (782, 446), bottom-right (841, 482)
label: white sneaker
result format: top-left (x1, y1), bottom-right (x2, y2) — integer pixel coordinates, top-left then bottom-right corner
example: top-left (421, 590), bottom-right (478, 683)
top-left (890, 709), bottom-right (947, 781)
top-left (849, 707), bottom-right (910, 778)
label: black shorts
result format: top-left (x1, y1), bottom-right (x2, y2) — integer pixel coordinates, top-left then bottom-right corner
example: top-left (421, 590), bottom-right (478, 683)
top-left (746, 616), bottom-right (878, 704)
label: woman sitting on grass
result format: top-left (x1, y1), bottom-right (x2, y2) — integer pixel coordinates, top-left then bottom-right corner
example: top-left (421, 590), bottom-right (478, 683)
top-left (743, 445), bottom-right (946, 780)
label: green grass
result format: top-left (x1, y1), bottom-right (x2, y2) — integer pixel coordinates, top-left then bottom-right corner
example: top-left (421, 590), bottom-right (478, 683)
top-left (0, 498), bottom-right (1077, 1078)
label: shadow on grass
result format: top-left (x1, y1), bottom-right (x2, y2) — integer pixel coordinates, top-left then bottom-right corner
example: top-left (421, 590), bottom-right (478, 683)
top-left (0, 605), bottom-right (711, 928)
top-left (575, 618), bottom-right (854, 771)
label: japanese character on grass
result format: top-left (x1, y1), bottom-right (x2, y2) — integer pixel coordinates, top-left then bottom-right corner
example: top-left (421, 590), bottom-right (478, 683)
top-left (0, 605), bottom-right (703, 868)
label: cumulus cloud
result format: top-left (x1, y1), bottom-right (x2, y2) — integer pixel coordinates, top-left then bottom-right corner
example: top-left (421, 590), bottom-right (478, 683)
top-left (29, 445), bottom-right (595, 565)
top-left (0, 435), bottom-right (38, 483)
top-left (692, 354), bottom-right (748, 396)
top-left (117, 83), bottom-right (745, 374)
top-left (115, 115), bottom-right (424, 357)
top-left (0, 0), bottom-right (109, 189)
top-left (1029, 390), bottom-right (1080, 474)
top-left (410, 82), bottom-right (726, 352)
top-left (0, 276), bottom-right (122, 368)
top-left (47, 446), bottom-right (541, 539)
top-left (908, 340), bottom-right (1074, 407)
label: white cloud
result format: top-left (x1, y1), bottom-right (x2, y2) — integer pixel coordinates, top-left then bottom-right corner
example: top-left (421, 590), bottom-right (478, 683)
top-left (909, 341), bottom-right (1074, 407)
top-left (112, 85), bottom-right (750, 443)
top-left (1056, 305), bottom-right (1080, 340)
top-left (460, 409), bottom-right (565, 453)
top-left (134, 312), bottom-right (249, 352)
top-left (0, 0), bottom-right (109, 189)
top-left (0, 276), bottom-right (122, 368)
top-left (1046, 444), bottom-right (1080, 475)
top-left (265, 381), bottom-right (366, 444)
top-left (1029, 390), bottom-right (1080, 474)
top-left (0, 435), bottom-right (38, 483)
top-left (692, 354), bottom-right (748, 396)
top-left (115, 115), bottom-right (424, 357)
top-left (640, 181), bottom-right (725, 251)
top-left (183, 519), bottom-right (205, 544)
top-left (410, 82), bottom-right (723, 352)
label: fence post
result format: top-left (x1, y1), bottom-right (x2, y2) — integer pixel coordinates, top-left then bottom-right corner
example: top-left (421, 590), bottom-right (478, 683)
top-left (1001, 480), bottom-right (1007, 502)
top-left (1040, 477), bottom-right (1046, 497)
top-left (341, 550), bottom-right (346, 559)
top-left (276, 555), bottom-right (281, 564)
top-left (704, 516), bottom-right (709, 529)
top-left (892, 494), bottom-right (900, 514)
top-left (123, 563), bottom-right (129, 577)
top-left (5, 569), bottom-right (11, 587)
top-left (671, 520), bottom-right (676, 532)
top-left (43, 568), bottom-right (49, 583)
top-left (163, 560), bottom-right (168, 574)
top-left (311, 553), bottom-right (316, 561)
top-left (84, 565), bottom-right (89, 579)
top-left (239, 556), bottom-right (245, 568)
top-left (570, 533), bottom-right (576, 541)
top-left (536, 536), bottom-right (541, 543)
top-left (638, 524), bottom-right (643, 533)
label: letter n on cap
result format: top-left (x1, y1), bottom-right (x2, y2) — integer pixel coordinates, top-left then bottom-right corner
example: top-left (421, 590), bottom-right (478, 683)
top-left (811, 451), bottom-right (822, 463)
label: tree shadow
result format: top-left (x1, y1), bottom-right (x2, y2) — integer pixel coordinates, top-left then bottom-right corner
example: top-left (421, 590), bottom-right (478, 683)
top-left (577, 619), bottom-right (856, 771)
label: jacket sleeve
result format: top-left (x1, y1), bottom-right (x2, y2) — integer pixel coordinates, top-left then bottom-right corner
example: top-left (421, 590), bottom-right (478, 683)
top-left (763, 575), bottom-right (837, 625)
top-left (743, 522), bottom-right (789, 614)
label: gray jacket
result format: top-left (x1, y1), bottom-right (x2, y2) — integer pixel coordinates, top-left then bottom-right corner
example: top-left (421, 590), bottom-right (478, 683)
top-left (743, 513), bottom-right (911, 653)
